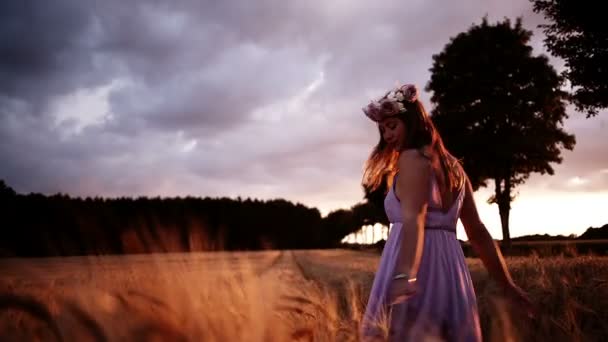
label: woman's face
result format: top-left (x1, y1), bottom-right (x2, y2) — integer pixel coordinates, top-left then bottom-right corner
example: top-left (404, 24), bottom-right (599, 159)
top-left (379, 117), bottom-right (405, 150)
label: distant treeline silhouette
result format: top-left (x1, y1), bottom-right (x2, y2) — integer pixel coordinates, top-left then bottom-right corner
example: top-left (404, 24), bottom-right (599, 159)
top-left (0, 180), bottom-right (386, 257)
top-left (361, 226), bottom-right (608, 257)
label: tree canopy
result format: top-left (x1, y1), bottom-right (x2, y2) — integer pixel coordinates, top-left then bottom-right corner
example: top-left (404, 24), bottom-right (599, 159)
top-left (426, 17), bottom-right (575, 246)
top-left (531, 0), bottom-right (607, 117)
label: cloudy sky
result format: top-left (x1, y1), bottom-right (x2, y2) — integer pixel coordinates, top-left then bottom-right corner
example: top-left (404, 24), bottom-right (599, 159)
top-left (1, 0), bottom-right (606, 240)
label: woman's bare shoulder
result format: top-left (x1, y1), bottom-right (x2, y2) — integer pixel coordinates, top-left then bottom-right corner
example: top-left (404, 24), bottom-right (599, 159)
top-left (397, 149), bottom-right (431, 175)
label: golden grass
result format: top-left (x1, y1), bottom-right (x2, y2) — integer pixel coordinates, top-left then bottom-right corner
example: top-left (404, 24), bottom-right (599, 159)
top-left (0, 249), bottom-right (607, 341)
top-left (296, 250), bottom-right (608, 341)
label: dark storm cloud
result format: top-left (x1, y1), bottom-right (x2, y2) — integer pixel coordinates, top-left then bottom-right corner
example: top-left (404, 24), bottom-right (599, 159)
top-left (0, 1), bottom-right (106, 115)
top-left (0, 0), bottom-right (324, 197)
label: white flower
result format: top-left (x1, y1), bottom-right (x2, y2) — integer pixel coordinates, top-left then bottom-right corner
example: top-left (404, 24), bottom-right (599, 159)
top-left (362, 82), bottom-right (419, 121)
top-left (400, 84), bottom-right (418, 102)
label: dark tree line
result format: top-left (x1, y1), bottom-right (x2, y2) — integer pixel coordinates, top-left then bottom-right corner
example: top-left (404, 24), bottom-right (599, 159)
top-left (0, 180), bottom-right (384, 257)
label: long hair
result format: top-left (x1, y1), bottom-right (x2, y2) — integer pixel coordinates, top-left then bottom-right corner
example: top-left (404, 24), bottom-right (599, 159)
top-left (362, 99), bottom-right (464, 196)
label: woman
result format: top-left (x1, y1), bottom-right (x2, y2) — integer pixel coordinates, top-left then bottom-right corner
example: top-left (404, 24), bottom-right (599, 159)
top-left (359, 84), bottom-right (535, 341)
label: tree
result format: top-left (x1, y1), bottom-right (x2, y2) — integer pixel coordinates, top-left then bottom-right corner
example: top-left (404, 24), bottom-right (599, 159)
top-left (530, 0), bottom-right (607, 117)
top-left (0, 180), bottom-right (17, 198)
top-left (362, 174), bottom-right (390, 227)
top-left (426, 17), bottom-right (575, 247)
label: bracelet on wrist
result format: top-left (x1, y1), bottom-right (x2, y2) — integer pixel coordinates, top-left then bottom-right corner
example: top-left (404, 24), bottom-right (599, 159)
top-left (392, 273), bottom-right (417, 283)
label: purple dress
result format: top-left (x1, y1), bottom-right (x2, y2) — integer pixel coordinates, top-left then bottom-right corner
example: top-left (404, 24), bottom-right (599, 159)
top-left (360, 170), bottom-right (482, 341)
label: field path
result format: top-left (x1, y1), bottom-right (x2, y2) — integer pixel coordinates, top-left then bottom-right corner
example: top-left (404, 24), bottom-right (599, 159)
top-left (257, 251), bottom-right (323, 295)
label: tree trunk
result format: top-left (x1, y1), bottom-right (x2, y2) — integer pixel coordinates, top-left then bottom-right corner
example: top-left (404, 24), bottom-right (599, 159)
top-left (498, 198), bottom-right (511, 249)
top-left (371, 225), bottom-right (375, 244)
top-left (494, 177), bottom-right (512, 250)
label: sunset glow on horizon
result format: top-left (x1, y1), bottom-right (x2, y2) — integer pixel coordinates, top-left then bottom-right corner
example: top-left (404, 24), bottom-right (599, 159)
top-left (342, 189), bottom-right (608, 244)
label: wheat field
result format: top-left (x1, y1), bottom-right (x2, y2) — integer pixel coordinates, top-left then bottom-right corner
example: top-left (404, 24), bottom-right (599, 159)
top-left (1, 249), bottom-right (607, 341)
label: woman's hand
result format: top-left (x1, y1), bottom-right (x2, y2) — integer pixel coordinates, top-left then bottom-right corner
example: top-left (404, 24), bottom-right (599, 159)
top-left (387, 277), bottom-right (417, 306)
top-left (504, 283), bottom-right (538, 319)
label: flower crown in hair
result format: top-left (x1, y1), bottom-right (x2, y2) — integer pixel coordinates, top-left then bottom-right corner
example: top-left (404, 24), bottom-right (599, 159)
top-left (362, 83), bottom-right (418, 122)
